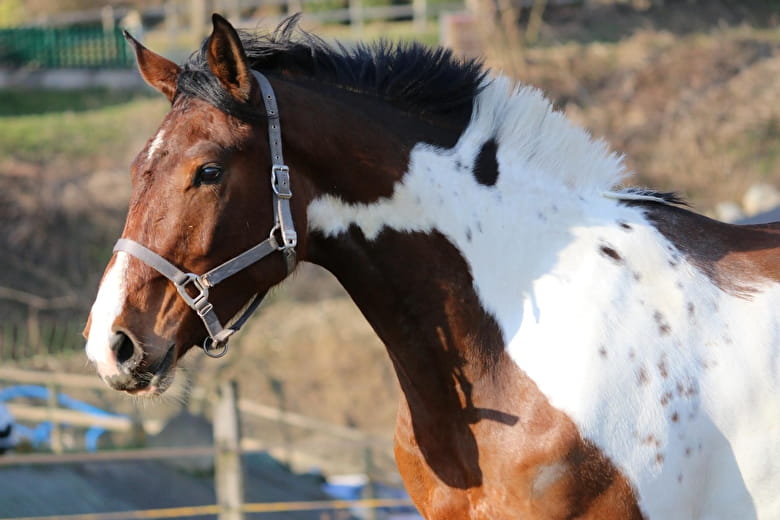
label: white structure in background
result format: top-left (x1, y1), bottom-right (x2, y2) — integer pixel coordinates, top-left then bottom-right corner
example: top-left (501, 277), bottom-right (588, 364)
top-left (119, 9), bottom-right (144, 41)
top-left (716, 183), bottom-right (780, 223)
top-left (743, 183), bottom-right (780, 217)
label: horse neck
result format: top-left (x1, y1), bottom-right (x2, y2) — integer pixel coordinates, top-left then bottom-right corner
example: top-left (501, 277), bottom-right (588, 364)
top-left (308, 224), bottom-right (512, 488)
top-left (290, 77), bottom-right (644, 486)
top-left (270, 76), bottom-right (507, 369)
top-left (271, 75), bottom-right (464, 204)
top-left (287, 73), bottom-right (628, 394)
top-left (301, 169), bottom-right (603, 491)
top-left (272, 77), bottom-right (509, 476)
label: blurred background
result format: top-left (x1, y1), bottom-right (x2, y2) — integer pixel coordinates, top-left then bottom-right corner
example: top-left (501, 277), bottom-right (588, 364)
top-left (0, 0), bottom-right (779, 518)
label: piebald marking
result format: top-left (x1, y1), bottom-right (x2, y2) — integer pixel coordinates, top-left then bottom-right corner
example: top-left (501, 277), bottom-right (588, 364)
top-left (308, 77), bottom-right (779, 518)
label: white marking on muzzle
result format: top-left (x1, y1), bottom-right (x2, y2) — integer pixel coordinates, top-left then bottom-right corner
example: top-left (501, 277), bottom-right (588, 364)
top-left (85, 252), bottom-right (129, 368)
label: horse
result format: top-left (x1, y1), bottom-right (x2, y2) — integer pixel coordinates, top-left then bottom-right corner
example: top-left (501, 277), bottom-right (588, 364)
top-left (83, 14), bottom-right (780, 519)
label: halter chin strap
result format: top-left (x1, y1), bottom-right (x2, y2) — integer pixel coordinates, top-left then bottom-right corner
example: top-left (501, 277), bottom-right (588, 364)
top-left (113, 70), bottom-right (297, 358)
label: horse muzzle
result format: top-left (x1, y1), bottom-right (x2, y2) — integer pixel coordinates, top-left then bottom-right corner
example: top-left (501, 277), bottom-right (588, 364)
top-left (97, 332), bottom-right (176, 396)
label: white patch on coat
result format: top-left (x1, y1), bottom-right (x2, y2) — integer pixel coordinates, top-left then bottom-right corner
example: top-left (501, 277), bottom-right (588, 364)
top-left (307, 75), bottom-right (780, 518)
top-left (147, 129), bottom-right (165, 160)
top-left (85, 252), bottom-right (129, 368)
top-left (532, 462), bottom-right (568, 496)
top-left (506, 221), bottom-right (778, 520)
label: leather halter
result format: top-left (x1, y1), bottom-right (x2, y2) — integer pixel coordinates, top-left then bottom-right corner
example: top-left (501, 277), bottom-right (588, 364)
top-left (113, 71), bottom-right (297, 358)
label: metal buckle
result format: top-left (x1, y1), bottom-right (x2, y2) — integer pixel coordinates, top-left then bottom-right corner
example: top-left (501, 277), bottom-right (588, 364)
top-left (175, 273), bottom-right (209, 309)
top-left (271, 165), bottom-right (292, 199)
top-left (281, 227), bottom-right (297, 249)
top-left (196, 302), bottom-right (214, 318)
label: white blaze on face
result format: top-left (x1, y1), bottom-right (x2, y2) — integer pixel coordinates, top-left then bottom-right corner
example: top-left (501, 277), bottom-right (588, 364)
top-left (85, 252), bottom-right (129, 369)
top-left (147, 129), bottom-right (165, 161)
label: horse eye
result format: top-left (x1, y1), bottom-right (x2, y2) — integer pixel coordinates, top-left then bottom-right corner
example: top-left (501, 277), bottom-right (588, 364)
top-left (197, 164), bottom-right (223, 185)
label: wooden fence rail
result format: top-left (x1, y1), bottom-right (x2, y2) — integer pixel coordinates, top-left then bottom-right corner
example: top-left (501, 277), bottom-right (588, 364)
top-left (0, 368), bottom-right (105, 389)
top-left (238, 399), bottom-right (390, 446)
top-left (0, 498), bottom-right (415, 520)
top-left (0, 367), bottom-right (144, 452)
top-left (4, 403), bottom-right (132, 431)
top-left (0, 367), bottom-right (396, 475)
top-left (0, 371), bottom-right (410, 520)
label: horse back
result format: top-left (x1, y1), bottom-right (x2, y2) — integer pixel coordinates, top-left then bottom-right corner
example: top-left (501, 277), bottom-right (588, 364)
top-left (641, 202), bottom-right (780, 294)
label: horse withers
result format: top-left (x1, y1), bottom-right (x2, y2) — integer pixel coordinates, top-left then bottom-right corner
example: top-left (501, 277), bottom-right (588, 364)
top-left (83, 14), bottom-right (780, 519)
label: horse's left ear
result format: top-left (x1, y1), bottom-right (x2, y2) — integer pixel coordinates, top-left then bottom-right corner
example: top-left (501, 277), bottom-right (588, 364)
top-left (206, 14), bottom-right (261, 105)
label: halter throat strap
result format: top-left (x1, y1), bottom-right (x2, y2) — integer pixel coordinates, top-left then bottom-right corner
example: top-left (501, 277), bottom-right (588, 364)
top-left (113, 70), bottom-right (296, 358)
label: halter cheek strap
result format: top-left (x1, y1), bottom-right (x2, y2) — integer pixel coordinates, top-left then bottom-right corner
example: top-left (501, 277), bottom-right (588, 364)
top-left (113, 70), bottom-right (296, 358)
top-left (255, 70), bottom-right (297, 269)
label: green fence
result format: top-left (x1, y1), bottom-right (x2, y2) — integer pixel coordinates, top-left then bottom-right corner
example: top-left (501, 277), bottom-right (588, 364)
top-left (0, 25), bottom-right (133, 69)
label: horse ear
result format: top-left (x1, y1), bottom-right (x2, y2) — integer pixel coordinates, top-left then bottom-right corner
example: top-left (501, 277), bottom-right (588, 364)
top-left (206, 13), bottom-right (260, 105)
top-left (124, 31), bottom-right (180, 103)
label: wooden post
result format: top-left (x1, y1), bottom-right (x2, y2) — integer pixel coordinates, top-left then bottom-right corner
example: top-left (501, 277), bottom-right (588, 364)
top-left (190, 0), bottom-right (208, 42)
top-left (219, 0), bottom-right (241, 21)
top-left (269, 377), bottom-right (293, 466)
top-left (166, 0), bottom-right (181, 38)
top-left (101, 5), bottom-right (115, 33)
top-left (413, 0), bottom-right (427, 33)
top-left (363, 445), bottom-right (377, 520)
top-left (27, 307), bottom-right (41, 355)
top-left (47, 382), bottom-right (63, 454)
top-left (349, 0), bottom-right (364, 38)
top-left (214, 381), bottom-right (244, 520)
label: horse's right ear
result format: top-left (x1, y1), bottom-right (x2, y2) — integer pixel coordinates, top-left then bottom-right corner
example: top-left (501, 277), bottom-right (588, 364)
top-left (124, 31), bottom-right (181, 103)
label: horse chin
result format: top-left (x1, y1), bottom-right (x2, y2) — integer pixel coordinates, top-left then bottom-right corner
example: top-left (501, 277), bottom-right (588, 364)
top-left (125, 381), bottom-right (169, 397)
top-left (125, 344), bottom-right (177, 397)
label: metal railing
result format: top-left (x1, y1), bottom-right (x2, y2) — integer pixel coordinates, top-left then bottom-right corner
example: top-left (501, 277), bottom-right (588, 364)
top-left (0, 26), bottom-right (133, 69)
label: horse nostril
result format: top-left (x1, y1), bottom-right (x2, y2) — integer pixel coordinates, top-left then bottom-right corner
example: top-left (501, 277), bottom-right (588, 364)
top-left (109, 331), bottom-right (137, 367)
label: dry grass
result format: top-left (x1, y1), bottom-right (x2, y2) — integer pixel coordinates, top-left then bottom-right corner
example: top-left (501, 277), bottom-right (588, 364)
top-left (488, 27), bottom-right (780, 210)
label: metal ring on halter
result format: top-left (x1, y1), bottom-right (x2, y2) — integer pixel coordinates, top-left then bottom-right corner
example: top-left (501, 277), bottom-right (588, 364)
top-left (268, 224), bottom-right (284, 251)
top-left (202, 337), bottom-right (229, 358)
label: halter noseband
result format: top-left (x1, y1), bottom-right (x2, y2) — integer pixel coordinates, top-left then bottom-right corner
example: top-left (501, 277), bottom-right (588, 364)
top-left (113, 71), bottom-right (297, 358)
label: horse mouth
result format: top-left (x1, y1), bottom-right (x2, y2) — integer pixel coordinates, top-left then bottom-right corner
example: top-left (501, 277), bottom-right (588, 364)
top-left (120, 344), bottom-right (176, 397)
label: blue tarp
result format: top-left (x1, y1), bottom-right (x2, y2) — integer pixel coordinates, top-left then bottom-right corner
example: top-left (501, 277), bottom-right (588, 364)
top-left (0, 385), bottom-right (128, 451)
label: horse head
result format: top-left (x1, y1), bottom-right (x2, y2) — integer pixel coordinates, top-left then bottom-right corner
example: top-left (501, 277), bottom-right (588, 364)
top-left (83, 15), bottom-right (305, 395)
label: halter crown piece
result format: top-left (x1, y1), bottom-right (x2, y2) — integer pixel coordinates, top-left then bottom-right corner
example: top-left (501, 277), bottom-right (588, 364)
top-left (113, 71), bottom-right (297, 358)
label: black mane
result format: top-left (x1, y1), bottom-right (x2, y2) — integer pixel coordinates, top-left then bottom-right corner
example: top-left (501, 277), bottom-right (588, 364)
top-left (621, 188), bottom-right (690, 207)
top-left (176, 16), bottom-right (487, 122)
